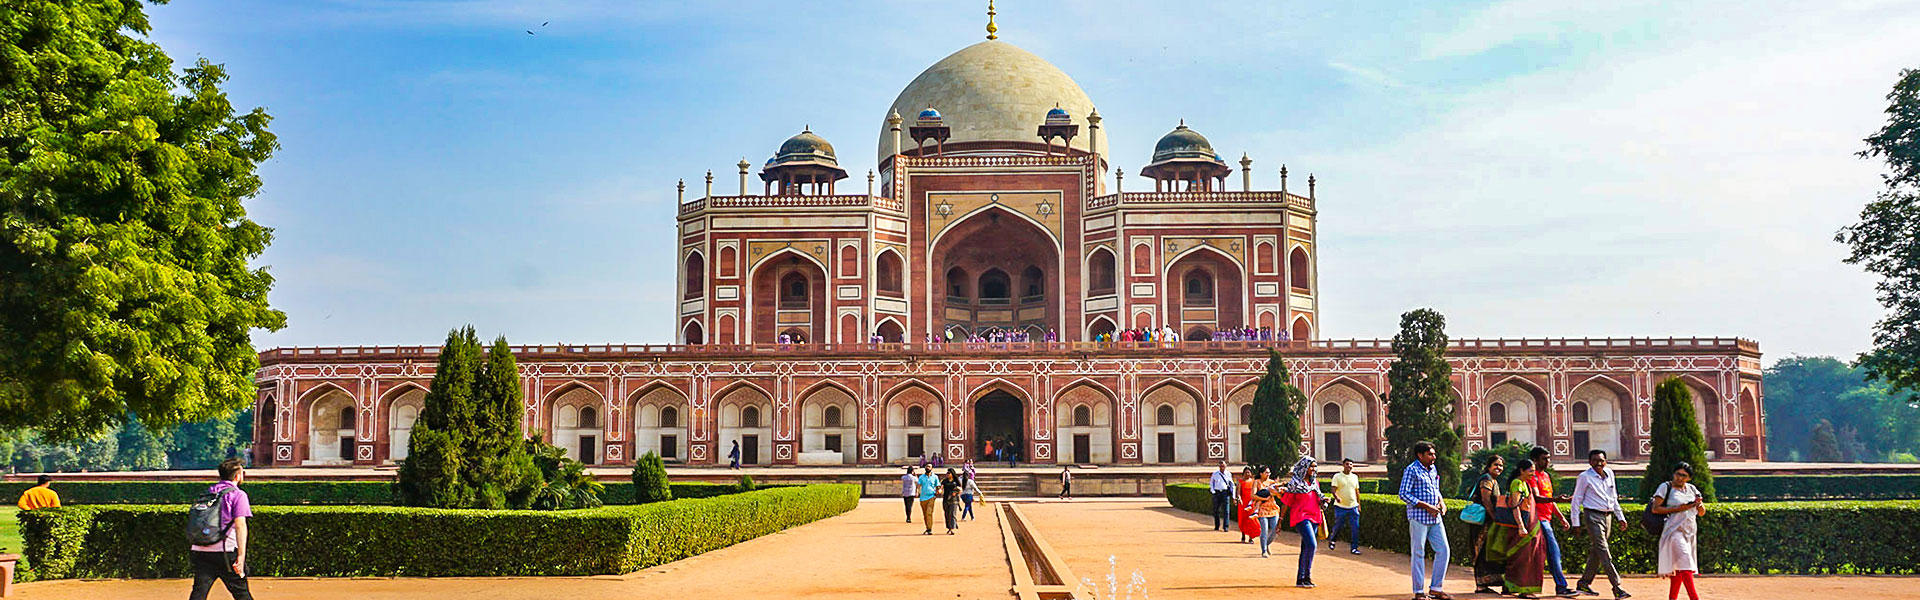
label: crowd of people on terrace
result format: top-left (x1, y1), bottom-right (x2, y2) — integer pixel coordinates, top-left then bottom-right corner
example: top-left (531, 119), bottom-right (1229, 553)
top-left (780, 325), bottom-right (1290, 345)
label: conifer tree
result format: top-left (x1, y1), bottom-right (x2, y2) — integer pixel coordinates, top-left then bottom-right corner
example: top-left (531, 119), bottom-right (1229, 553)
top-left (395, 327), bottom-right (481, 508)
top-left (1246, 350), bottom-right (1304, 472)
top-left (1808, 419), bottom-right (1844, 462)
top-left (467, 336), bottom-right (535, 508)
top-left (633, 451), bottom-right (674, 503)
top-left (1640, 377), bottom-right (1716, 501)
top-left (1383, 308), bottom-right (1463, 493)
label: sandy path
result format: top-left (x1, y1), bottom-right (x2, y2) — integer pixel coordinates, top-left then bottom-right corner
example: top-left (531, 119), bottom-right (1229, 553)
top-left (1018, 499), bottom-right (1920, 600)
top-left (16, 498), bottom-right (1013, 600)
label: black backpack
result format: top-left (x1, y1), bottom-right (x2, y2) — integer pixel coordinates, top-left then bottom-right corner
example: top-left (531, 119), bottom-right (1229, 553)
top-left (1639, 482), bottom-right (1670, 536)
top-left (186, 487), bottom-right (235, 547)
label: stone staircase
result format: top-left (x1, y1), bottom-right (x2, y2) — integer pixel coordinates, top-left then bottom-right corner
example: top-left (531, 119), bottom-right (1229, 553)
top-left (972, 472), bottom-right (1038, 497)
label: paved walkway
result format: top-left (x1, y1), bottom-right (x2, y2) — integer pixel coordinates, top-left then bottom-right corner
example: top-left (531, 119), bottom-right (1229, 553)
top-left (16, 499), bottom-right (1917, 599)
top-left (1020, 499), bottom-right (1918, 600)
top-left (16, 499), bottom-right (1012, 600)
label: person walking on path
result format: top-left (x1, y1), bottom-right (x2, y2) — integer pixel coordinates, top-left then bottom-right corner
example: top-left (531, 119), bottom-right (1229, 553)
top-left (1400, 441), bottom-right (1453, 600)
top-left (1251, 466), bottom-right (1283, 558)
top-left (16, 474), bottom-right (60, 511)
top-left (1209, 461), bottom-right (1237, 531)
top-left (1488, 458), bottom-right (1549, 599)
top-left (941, 468), bottom-right (962, 535)
top-left (916, 467), bottom-right (940, 535)
top-left (1058, 466), bottom-right (1073, 500)
top-left (1470, 455), bottom-right (1509, 594)
top-left (1570, 449), bottom-right (1632, 599)
top-left (1282, 456), bottom-right (1326, 588)
top-left (962, 473), bottom-right (983, 520)
top-left (1327, 458), bottom-right (1362, 555)
top-left (900, 466), bottom-right (919, 522)
top-left (964, 459), bottom-right (977, 483)
top-left (728, 440), bottom-right (741, 470)
top-left (189, 458), bottom-right (254, 600)
top-left (1651, 463), bottom-right (1706, 600)
top-left (1005, 441), bottom-right (1017, 467)
top-left (1237, 466), bottom-right (1261, 543)
top-left (1527, 447), bottom-right (1578, 597)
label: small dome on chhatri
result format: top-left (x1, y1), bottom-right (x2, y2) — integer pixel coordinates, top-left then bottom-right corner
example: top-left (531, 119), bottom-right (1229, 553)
top-left (1151, 122), bottom-right (1222, 165)
top-left (1044, 105), bottom-right (1072, 125)
top-left (769, 128), bottom-right (839, 167)
top-left (916, 106), bottom-right (944, 124)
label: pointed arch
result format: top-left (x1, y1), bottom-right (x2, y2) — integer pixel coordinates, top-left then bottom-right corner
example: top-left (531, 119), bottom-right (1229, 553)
top-left (1086, 246), bottom-right (1117, 296)
top-left (546, 380), bottom-right (607, 465)
top-left (1226, 379), bottom-right (1260, 463)
top-left (682, 319), bottom-right (705, 345)
top-left (883, 379), bottom-right (944, 462)
top-left (1140, 378), bottom-right (1202, 463)
top-left (750, 245), bottom-right (830, 273)
top-left (715, 380), bottom-right (773, 466)
top-left (1482, 376), bottom-right (1548, 450)
top-left (873, 316), bottom-right (905, 343)
top-left (1086, 315), bottom-right (1117, 341)
top-left (301, 383), bottom-right (358, 465)
top-left (1055, 380), bottom-right (1118, 464)
top-left (381, 382), bottom-right (429, 463)
top-left (1569, 375), bottom-right (1632, 459)
top-left (1290, 315), bottom-right (1313, 341)
top-left (1288, 246), bottom-right (1312, 291)
top-left (798, 380), bottom-right (859, 464)
top-left (683, 249), bottom-right (706, 299)
top-left (875, 247), bottom-right (905, 296)
top-left (1311, 377), bottom-right (1376, 461)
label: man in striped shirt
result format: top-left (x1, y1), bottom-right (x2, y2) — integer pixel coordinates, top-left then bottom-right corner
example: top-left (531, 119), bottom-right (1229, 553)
top-left (1399, 441), bottom-right (1452, 600)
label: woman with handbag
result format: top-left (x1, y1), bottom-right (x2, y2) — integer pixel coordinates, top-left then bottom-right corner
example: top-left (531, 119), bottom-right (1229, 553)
top-left (1650, 462), bottom-right (1705, 600)
top-left (1467, 455), bottom-right (1507, 594)
top-left (1486, 458), bottom-right (1548, 599)
top-left (1251, 466), bottom-right (1282, 558)
top-left (1280, 455), bottom-right (1326, 588)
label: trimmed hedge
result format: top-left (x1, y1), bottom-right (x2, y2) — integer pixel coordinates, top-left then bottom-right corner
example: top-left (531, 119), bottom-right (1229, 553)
top-left (1166, 483), bottom-right (1920, 574)
top-left (0, 481), bottom-right (762, 506)
top-left (20, 483), bottom-right (858, 580)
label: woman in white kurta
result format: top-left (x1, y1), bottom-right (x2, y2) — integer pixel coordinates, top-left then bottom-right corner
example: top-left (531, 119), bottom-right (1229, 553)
top-left (1650, 462), bottom-right (1706, 600)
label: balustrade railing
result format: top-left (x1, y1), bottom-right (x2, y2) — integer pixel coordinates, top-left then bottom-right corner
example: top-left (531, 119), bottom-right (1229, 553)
top-left (1086, 191), bottom-right (1313, 211)
top-left (259, 337), bottom-right (1758, 362)
top-left (679, 194), bottom-right (897, 216)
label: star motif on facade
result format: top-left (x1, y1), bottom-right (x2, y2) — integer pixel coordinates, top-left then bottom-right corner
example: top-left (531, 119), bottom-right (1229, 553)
top-left (1035, 199), bottom-right (1054, 218)
top-left (934, 199), bottom-right (954, 219)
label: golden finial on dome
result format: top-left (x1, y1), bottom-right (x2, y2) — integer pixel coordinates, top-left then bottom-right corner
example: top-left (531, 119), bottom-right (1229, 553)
top-left (986, 0), bottom-right (998, 40)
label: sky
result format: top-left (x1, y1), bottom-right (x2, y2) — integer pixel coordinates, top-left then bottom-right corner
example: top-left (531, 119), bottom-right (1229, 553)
top-left (141, 0), bottom-right (1920, 363)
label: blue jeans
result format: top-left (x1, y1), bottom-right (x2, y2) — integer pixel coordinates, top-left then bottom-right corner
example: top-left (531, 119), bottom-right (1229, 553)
top-left (1258, 516), bottom-right (1280, 555)
top-left (1540, 517), bottom-right (1570, 591)
top-left (962, 493), bottom-right (975, 519)
top-left (1330, 505), bottom-right (1361, 551)
top-left (1408, 518), bottom-right (1450, 595)
top-left (1296, 521), bottom-right (1318, 580)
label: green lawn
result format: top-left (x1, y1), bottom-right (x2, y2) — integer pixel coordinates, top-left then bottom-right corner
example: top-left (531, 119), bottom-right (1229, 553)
top-left (1, 508), bottom-right (21, 554)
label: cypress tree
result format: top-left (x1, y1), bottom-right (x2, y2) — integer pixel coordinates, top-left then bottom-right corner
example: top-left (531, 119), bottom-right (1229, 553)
top-left (1808, 419), bottom-right (1843, 462)
top-left (1383, 308), bottom-right (1463, 494)
top-left (1246, 350), bottom-right (1305, 473)
top-left (468, 336), bottom-right (535, 508)
top-left (1640, 377), bottom-right (1716, 501)
top-left (395, 327), bottom-right (482, 507)
top-left (633, 451), bottom-right (674, 503)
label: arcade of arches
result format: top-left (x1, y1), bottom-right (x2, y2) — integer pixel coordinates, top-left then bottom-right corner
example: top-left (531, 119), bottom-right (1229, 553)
top-left (933, 208), bottom-right (1061, 338)
top-left (258, 344), bottom-right (1766, 468)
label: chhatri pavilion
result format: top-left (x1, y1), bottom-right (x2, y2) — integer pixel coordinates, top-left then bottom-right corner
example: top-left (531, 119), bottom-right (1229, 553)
top-left (251, 18), bottom-right (1766, 470)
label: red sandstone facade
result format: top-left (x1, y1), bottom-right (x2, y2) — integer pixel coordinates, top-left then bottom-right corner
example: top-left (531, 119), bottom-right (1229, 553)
top-left (250, 338), bottom-right (1765, 468)
top-left (250, 38), bottom-right (1767, 469)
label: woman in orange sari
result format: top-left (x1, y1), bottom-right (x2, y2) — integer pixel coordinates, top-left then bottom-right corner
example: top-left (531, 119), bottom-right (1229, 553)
top-left (1236, 466), bottom-right (1261, 543)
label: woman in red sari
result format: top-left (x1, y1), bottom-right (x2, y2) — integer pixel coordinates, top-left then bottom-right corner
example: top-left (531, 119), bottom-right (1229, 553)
top-left (1486, 458), bottom-right (1548, 598)
top-left (1236, 466), bottom-right (1260, 543)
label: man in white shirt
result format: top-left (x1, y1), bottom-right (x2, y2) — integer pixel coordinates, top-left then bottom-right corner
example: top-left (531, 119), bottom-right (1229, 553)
top-left (1209, 461), bottom-right (1236, 531)
top-left (1568, 449), bottom-right (1631, 599)
top-left (900, 466), bottom-right (919, 523)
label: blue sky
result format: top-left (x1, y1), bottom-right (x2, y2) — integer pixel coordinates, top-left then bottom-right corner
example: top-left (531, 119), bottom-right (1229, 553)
top-left (144, 1), bottom-right (1919, 362)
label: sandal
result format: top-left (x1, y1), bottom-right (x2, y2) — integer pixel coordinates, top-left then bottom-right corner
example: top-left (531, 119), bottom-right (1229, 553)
top-left (1429, 592), bottom-right (1455, 600)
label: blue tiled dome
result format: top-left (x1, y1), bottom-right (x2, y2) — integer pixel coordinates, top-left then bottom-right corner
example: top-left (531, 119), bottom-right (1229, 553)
top-left (918, 107), bottom-right (942, 120)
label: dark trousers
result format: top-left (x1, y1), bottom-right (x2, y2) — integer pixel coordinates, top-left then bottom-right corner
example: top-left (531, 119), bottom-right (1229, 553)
top-left (1211, 490), bottom-right (1234, 530)
top-left (903, 496), bottom-right (916, 521)
top-left (189, 550), bottom-right (252, 600)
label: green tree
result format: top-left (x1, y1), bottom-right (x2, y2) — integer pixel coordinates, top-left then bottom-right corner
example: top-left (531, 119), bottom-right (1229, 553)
top-left (1763, 356), bottom-right (1920, 461)
top-left (466, 336), bottom-right (536, 509)
top-left (112, 417), bottom-right (170, 471)
top-left (632, 451), bottom-right (674, 503)
top-left (0, 0), bottom-right (284, 441)
top-left (1244, 350), bottom-right (1304, 472)
top-left (1839, 68), bottom-right (1920, 396)
top-left (395, 327), bottom-right (482, 508)
top-left (1640, 377), bottom-right (1716, 501)
top-left (1808, 419), bottom-right (1844, 462)
top-left (1457, 440), bottom-right (1535, 498)
top-left (1383, 309), bottom-right (1463, 493)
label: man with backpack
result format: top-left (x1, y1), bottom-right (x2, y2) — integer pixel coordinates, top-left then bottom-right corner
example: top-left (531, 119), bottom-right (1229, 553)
top-left (188, 458), bottom-right (254, 600)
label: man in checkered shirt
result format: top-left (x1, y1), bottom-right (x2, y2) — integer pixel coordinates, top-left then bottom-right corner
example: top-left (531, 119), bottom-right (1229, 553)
top-left (1399, 441), bottom-right (1452, 600)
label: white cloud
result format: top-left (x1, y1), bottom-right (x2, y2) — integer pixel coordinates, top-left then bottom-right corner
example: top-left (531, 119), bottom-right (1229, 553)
top-left (1308, 3), bottom-right (1920, 360)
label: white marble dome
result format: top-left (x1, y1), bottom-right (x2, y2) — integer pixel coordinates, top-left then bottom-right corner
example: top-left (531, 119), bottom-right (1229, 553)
top-left (878, 40), bottom-right (1104, 164)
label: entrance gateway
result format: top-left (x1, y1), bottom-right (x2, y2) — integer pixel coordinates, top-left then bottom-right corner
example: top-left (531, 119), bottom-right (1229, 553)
top-left (974, 391), bottom-right (1023, 462)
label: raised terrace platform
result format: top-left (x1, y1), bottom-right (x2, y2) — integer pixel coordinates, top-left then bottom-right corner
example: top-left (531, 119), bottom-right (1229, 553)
top-left (251, 337), bottom-right (1765, 470)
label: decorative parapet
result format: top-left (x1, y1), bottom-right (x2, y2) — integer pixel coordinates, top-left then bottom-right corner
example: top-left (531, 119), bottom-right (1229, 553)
top-left (678, 194), bottom-right (902, 217)
top-left (257, 337), bottom-right (1760, 368)
top-left (1086, 191), bottom-right (1313, 211)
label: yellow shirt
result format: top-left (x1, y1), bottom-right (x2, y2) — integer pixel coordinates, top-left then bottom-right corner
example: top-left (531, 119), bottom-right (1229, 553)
top-left (1330, 472), bottom-right (1361, 508)
top-left (18, 485), bottom-right (60, 511)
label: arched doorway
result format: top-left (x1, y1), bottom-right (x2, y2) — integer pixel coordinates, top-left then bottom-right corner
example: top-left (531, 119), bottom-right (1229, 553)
top-left (932, 207), bottom-right (1061, 335)
top-left (975, 390), bottom-right (1024, 462)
